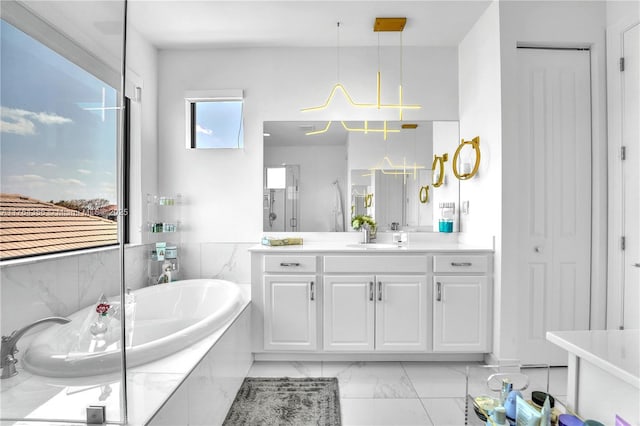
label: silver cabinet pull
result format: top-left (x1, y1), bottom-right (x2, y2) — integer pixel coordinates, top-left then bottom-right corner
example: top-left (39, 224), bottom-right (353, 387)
top-left (436, 282), bottom-right (442, 301)
top-left (378, 281), bottom-right (382, 301)
top-left (369, 282), bottom-right (374, 301)
top-left (280, 262), bottom-right (300, 267)
top-left (451, 262), bottom-right (472, 267)
top-left (310, 281), bottom-right (315, 301)
top-left (634, 263), bottom-right (640, 268)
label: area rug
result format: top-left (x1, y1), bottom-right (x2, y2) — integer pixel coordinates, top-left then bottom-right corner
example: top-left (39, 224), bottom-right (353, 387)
top-left (223, 377), bottom-right (341, 425)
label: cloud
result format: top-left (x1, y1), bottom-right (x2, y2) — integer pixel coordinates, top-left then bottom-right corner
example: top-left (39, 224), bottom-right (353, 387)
top-left (196, 124), bottom-right (213, 136)
top-left (1, 106), bottom-right (73, 135)
top-left (6, 174), bottom-right (48, 183)
top-left (50, 178), bottom-right (86, 187)
top-left (43, 163), bottom-right (57, 167)
top-left (77, 169), bottom-right (91, 175)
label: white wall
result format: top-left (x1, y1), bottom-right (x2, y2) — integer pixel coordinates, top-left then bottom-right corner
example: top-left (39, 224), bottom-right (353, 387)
top-left (157, 46), bottom-right (458, 243)
top-left (606, 0), bottom-right (639, 27)
top-left (264, 144), bottom-right (347, 232)
top-left (431, 121), bottom-right (461, 231)
top-left (458, 0), bottom-right (608, 361)
top-left (458, 1), bottom-right (504, 356)
top-left (498, 1), bottom-right (608, 358)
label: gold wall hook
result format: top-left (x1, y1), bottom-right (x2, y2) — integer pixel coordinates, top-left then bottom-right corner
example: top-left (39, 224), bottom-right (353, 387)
top-left (364, 193), bottom-right (373, 208)
top-left (432, 153), bottom-right (448, 188)
top-left (453, 136), bottom-right (481, 180)
top-left (419, 185), bottom-right (430, 204)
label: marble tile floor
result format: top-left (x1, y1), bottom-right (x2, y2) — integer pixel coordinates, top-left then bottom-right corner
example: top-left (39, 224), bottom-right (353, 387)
top-left (247, 361), bottom-right (568, 426)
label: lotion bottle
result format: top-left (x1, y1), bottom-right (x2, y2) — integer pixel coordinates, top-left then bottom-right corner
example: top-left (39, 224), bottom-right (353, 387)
top-left (539, 395), bottom-right (551, 426)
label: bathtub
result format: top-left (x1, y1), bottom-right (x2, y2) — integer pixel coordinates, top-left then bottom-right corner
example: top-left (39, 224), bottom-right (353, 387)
top-left (22, 279), bottom-right (245, 378)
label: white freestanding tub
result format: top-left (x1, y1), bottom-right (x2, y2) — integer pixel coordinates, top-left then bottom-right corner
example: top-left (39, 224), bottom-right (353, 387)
top-left (22, 279), bottom-right (244, 378)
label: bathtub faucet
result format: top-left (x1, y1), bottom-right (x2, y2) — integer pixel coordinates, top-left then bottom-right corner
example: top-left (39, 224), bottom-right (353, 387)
top-left (1, 316), bottom-right (70, 379)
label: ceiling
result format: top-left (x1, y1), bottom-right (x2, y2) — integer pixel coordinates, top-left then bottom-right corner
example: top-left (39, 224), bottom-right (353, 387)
top-left (128, 1), bottom-right (493, 49)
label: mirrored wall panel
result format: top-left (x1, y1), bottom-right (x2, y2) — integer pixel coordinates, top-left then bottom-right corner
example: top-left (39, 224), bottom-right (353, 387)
top-left (263, 121), bottom-right (460, 232)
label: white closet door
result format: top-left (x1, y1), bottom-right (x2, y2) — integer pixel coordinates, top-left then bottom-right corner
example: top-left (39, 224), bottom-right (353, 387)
top-left (517, 48), bottom-right (592, 365)
top-left (622, 24), bottom-right (640, 330)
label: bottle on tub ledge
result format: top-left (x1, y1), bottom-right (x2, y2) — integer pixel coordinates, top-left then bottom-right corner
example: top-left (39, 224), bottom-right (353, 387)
top-left (157, 261), bottom-right (173, 284)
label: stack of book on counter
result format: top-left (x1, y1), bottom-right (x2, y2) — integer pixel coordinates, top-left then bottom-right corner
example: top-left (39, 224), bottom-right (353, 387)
top-left (261, 236), bottom-right (304, 246)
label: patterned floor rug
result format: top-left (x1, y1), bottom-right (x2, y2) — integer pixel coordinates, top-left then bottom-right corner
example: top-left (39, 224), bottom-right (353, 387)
top-left (223, 377), bottom-right (341, 425)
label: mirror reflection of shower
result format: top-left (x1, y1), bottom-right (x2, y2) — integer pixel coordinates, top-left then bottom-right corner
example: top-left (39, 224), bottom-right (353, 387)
top-left (264, 165), bottom-right (299, 231)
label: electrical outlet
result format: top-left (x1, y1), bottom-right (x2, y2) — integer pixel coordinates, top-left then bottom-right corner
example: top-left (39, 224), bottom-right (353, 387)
top-left (462, 200), bottom-right (470, 214)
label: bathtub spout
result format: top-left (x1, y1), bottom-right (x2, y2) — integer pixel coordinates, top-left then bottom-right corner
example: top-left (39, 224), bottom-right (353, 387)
top-left (1, 316), bottom-right (70, 379)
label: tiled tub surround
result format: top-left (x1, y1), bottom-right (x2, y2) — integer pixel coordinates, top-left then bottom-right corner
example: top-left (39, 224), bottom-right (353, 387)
top-left (0, 244), bottom-right (149, 337)
top-left (0, 285), bottom-right (251, 425)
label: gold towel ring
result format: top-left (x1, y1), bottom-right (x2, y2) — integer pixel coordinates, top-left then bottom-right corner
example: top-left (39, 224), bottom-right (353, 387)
top-left (364, 193), bottom-right (373, 208)
top-left (432, 153), bottom-right (448, 188)
top-left (453, 136), bottom-right (481, 180)
top-left (419, 185), bottom-right (429, 204)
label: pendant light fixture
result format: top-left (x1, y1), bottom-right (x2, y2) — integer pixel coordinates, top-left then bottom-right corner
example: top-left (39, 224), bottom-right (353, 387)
top-left (302, 18), bottom-right (421, 125)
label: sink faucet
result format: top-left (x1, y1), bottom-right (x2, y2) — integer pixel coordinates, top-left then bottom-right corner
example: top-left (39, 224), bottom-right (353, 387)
top-left (1, 316), bottom-right (70, 379)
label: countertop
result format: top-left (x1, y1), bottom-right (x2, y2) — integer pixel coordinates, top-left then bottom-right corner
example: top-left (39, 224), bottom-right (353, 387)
top-left (546, 329), bottom-right (640, 388)
top-left (249, 241), bottom-right (493, 253)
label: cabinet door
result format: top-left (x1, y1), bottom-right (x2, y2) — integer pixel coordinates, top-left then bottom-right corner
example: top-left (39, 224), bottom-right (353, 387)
top-left (323, 275), bottom-right (375, 351)
top-left (376, 275), bottom-right (428, 352)
top-left (433, 276), bottom-right (489, 352)
top-left (264, 275), bottom-right (317, 351)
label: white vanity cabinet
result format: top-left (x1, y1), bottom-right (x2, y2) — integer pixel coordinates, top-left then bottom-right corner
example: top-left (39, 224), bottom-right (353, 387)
top-left (262, 255), bottom-right (318, 351)
top-left (323, 274), bottom-right (427, 352)
top-left (432, 255), bottom-right (491, 352)
top-left (251, 247), bottom-right (493, 359)
top-left (323, 255), bottom-right (428, 352)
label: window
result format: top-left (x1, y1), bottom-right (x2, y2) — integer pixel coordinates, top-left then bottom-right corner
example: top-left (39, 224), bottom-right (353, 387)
top-left (185, 90), bottom-right (244, 149)
top-left (0, 19), bottom-right (120, 260)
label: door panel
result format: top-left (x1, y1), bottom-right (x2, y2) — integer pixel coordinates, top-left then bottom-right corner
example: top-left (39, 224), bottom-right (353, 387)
top-left (375, 275), bottom-right (427, 351)
top-left (433, 276), bottom-right (489, 352)
top-left (622, 24), bottom-right (640, 330)
top-left (264, 275), bottom-right (316, 350)
top-left (323, 275), bottom-right (375, 351)
top-left (517, 48), bottom-right (592, 365)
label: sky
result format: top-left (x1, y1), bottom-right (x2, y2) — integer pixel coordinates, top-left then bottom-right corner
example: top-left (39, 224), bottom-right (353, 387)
top-left (1, 19), bottom-right (118, 204)
top-left (195, 100), bottom-right (244, 149)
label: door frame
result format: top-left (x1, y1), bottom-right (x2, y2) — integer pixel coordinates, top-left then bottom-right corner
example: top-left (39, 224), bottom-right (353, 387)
top-left (606, 18), bottom-right (640, 330)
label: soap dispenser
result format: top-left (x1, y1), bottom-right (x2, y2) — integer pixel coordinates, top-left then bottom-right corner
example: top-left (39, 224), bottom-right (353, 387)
top-left (438, 202), bottom-right (455, 232)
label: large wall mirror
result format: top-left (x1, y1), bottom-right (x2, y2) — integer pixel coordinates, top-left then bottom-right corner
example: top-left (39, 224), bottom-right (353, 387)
top-left (263, 121), bottom-right (460, 233)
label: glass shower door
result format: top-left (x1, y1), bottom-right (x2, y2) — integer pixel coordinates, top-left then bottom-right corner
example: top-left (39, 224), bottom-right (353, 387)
top-left (0, 0), bottom-right (127, 423)
top-left (264, 165), bottom-right (299, 232)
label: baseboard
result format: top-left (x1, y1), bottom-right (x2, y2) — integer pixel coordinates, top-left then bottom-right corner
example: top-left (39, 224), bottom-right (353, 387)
top-left (484, 353), bottom-right (521, 366)
top-left (253, 352), bottom-right (485, 363)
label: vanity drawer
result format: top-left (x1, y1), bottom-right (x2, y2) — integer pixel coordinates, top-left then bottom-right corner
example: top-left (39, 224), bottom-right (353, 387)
top-left (264, 255), bottom-right (317, 273)
top-left (433, 255), bottom-right (488, 273)
top-left (324, 255), bottom-right (427, 274)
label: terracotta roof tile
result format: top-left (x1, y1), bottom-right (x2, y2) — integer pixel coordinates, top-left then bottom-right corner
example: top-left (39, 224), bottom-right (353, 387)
top-left (0, 194), bottom-right (118, 260)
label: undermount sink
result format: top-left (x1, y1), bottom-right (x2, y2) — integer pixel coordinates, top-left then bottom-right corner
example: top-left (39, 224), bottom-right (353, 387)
top-left (346, 243), bottom-right (401, 249)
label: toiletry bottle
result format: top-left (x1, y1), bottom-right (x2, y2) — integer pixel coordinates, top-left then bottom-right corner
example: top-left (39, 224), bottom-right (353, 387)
top-left (487, 406), bottom-right (509, 426)
top-left (500, 379), bottom-right (512, 405)
top-left (438, 202), bottom-right (455, 232)
top-left (540, 395), bottom-right (551, 426)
